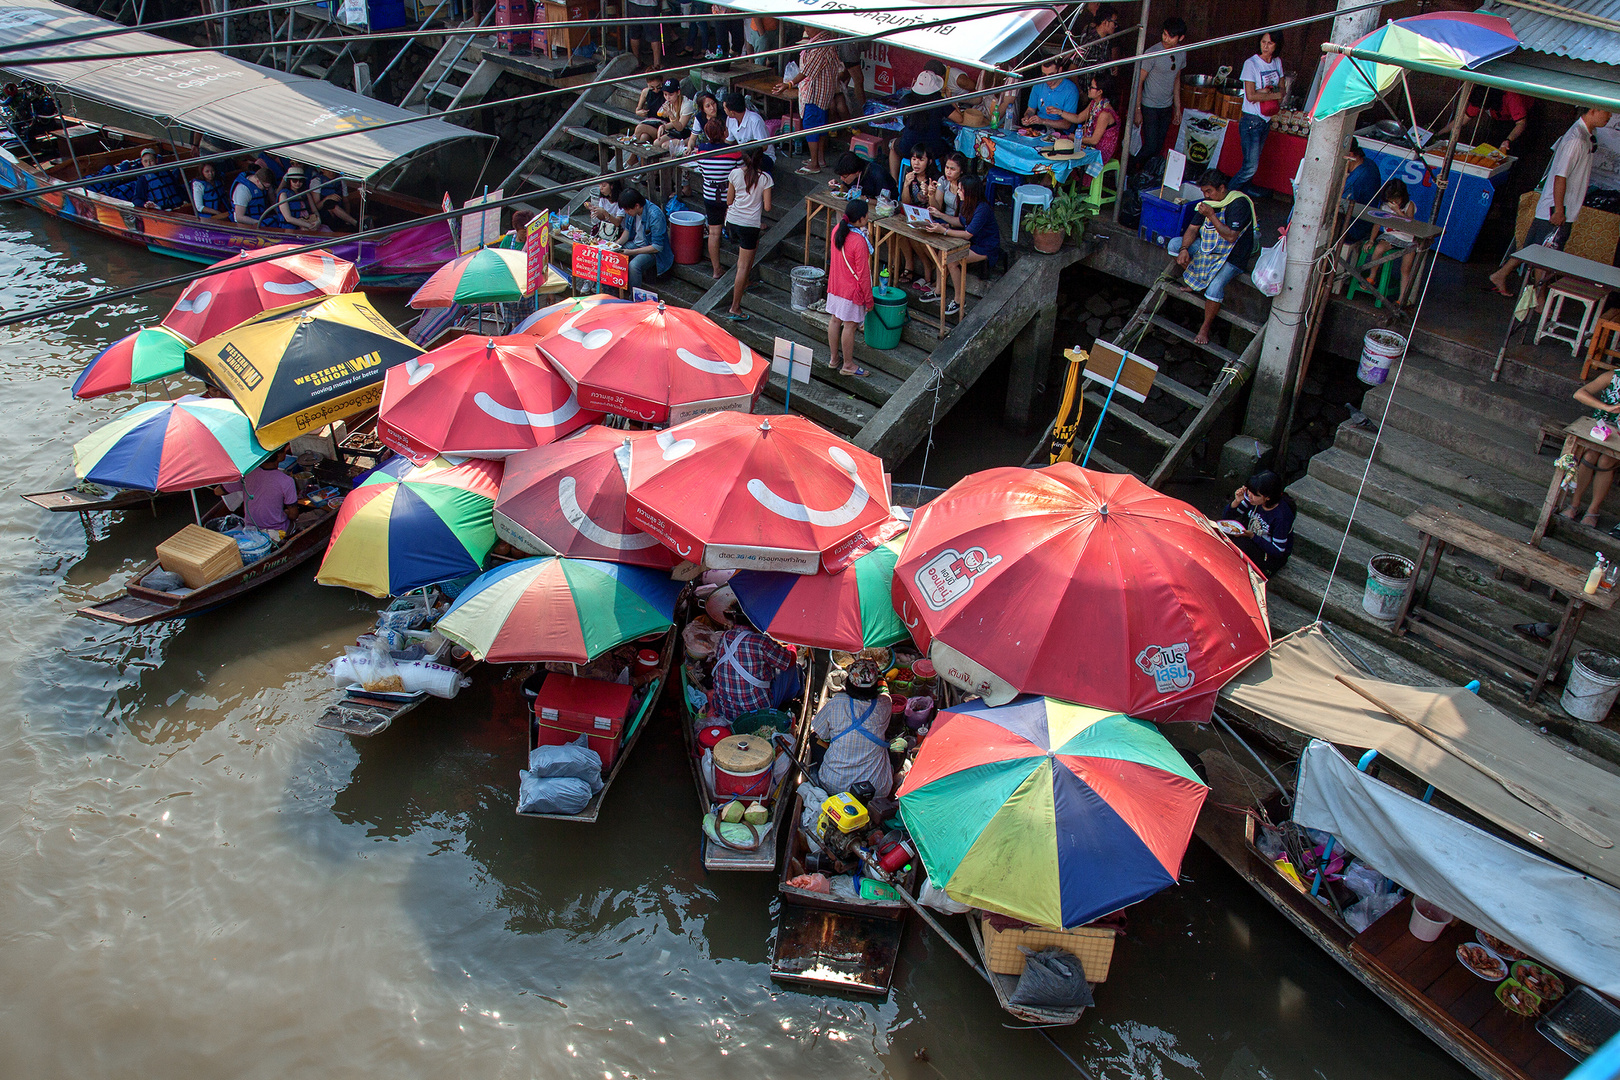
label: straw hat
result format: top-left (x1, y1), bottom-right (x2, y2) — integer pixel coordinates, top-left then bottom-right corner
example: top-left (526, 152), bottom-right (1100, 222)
top-left (958, 108), bottom-right (989, 128)
top-left (1039, 138), bottom-right (1090, 160)
top-left (284, 165), bottom-right (306, 180)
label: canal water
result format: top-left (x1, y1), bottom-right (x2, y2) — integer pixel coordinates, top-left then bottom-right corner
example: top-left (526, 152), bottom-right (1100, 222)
top-left (0, 201), bottom-right (1471, 1080)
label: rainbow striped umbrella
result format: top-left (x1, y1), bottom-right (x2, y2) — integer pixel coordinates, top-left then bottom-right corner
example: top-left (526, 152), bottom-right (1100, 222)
top-left (898, 697), bottom-right (1208, 929)
top-left (72, 326), bottom-right (190, 399)
top-left (317, 455), bottom-right (503, 597)
top-left (72, 395), bottom-right (272, 492)
top-left (1310, 12), bottom-right (1518, 120)
top-left (729, 536), bottom-right (909, 651)
top-left (409, 248), bottom-right (566, 308)
top-left (435, 556), bottom-right (685, 663)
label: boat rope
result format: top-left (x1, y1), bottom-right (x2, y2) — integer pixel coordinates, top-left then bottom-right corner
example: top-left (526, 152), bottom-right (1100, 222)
top-left (915, 362), bottom-right (946, 490)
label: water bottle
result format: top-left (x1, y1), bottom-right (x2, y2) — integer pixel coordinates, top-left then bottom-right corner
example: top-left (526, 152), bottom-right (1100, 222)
top-left (879, 267), bottom-right (890, 292)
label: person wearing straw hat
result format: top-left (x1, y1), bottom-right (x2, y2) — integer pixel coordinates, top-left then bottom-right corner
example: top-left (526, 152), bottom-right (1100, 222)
top-left (265, 166), bottom-right (322, 231)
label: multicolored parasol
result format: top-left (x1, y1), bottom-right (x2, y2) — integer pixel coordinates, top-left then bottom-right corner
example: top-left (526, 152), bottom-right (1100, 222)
top-left (408, 247), bottom-right (565, 308)
top-left (71, 326), bottom-right (190, 399)
top-left (71, 395), bottom-right (272, 491)
top-left (897, 696), bottom-right (1209, 929)
top-left (729, 536), bottom-right (909, 651)
top-left (160, 245), bottom-right (358, 345)
top-left (1310, 13), bottom-right (1518, 120)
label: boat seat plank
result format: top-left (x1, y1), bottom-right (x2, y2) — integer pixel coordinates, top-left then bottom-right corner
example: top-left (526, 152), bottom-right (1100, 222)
top-left (1371, 921), bottom-right (1442, 975)
top-left (1423, 962), bottom-right (1482, 1010)
top-left (1488, 1012), bottom-right (1554, 1068)
top-left (1403, 932), bottom-right (1467, 991)
top-left (1444, 978), bottom-right (1502, 1029)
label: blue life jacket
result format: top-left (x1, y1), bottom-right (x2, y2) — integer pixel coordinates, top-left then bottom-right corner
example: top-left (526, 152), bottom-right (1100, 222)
top-left (231, 172), bottom-right (267, 223)
top-left (260, 190), bottom-right (306, 230)
top-left (194, 176), bottom-right (229, 212)
top-left (133, 166), bottom-right (186, 210)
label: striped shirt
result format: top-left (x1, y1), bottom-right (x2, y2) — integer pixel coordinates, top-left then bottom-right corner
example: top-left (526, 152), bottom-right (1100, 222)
top-left (696, 141), bottom-right (741, 201)
top-left (796, 33), bottom-right (842, 110)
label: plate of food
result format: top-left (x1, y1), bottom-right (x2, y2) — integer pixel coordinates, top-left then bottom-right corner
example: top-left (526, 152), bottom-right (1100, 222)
top-left (1211, 518), bottom-right (1247, 537)
top-left (1457, 942), bottom-right (1508, 981)
top-left (1476, 930), bottom-right (1528, 962)
top-left (1512, 961), bottom-right (1565, 1002)
top-left (1496, 978), bottom-right (1542, 1017)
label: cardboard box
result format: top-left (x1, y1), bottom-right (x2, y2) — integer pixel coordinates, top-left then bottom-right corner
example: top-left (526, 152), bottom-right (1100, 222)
top-left (533, 674), bottom-right (634, 771)
top-left (156, 524), bottom-right (242, 589)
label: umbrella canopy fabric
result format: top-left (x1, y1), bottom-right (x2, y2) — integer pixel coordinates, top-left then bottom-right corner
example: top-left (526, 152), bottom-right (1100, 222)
top-left (160, 245), bottom-right (359, 345)
top-left (317, 455), bottom-right (502, 597)
top-left (436, 555), bottom-right (685, 663)
top-left (188, 293), bottom-right (422, 447)
top-left (624, 412), bottom-right (893, 575)
top-left (1310, 12), bottom-right (1518, 120)
top-left (512, 294), bottom-right (627, 337)
top-left (898, 696), bottom-right (1209, 930)
top-left (536, 300), bottom-right (767, 424)
top-left (377, 335), bottom-right (602, 463)
top-left (729, 536), bottom-right (909, 651)
top-left (71, 325), bottom-right (190, 399)
top-left (493, 426), bottom-right (678, 569)
top-left (409, 248), bottom-right (533, 308)
top-left (72, 395), bottom-right (272, 491)
top-left (892, 464), bottom-right (1269, 720)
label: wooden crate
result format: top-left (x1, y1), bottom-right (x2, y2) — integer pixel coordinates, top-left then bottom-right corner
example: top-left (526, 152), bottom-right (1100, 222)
top-left (156, 524), bottom-right (241, 589)
top-left (982, 920), bottom-right (1116, 981)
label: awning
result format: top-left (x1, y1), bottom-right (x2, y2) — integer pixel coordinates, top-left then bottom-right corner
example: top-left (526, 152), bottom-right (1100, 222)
top-left (1218, 626), bottom-right (1620, 890)
top-left (1294, 739), bottom-right (1620, 999)
top-left (712, 0), bottom-right (1061, 71)
top-left (0, 0), bottom-right (491, 180)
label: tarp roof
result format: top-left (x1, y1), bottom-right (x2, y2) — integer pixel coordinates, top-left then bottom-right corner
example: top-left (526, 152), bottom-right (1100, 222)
top-left (1218, 626), bottom-right (1620, 890)
top-left (0, 0), bottom-right (491, 180)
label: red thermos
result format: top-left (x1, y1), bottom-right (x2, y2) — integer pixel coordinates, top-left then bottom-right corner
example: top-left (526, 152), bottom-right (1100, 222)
top-left (878, 839), bottom-right (913, 874)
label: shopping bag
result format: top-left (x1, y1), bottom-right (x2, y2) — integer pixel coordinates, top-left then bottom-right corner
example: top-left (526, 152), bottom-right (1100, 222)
top-left (1252, 236), bottom-right (1286, 297)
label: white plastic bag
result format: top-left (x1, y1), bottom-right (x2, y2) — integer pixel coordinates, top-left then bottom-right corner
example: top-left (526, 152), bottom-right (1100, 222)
top-left (1252, 237), bottom-right (1286, 297)
top-left (1129, 122), bottom-right (1143, 157)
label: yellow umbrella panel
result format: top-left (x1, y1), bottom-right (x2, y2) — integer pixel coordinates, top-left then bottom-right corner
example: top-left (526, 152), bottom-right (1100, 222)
top-left (188, 294), bottom-right (423, 446)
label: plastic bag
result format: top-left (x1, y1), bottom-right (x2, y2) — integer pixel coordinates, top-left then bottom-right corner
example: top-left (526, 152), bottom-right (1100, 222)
top-left (919, 879), bottom-right (971, 915)
top-left (527, 735), bottom-right (605, 787)
top-left (348, 637), bottom-right (405, 694)
top-left (787, 873), bottom-right (831, 893)
top-left (1342, 860), bottom-right (1393, 899)
top-left (1129, 122), bottom-right (1143, 158)
top-left (1008, 947), bottom-right (1094, 1009)
top-left (1345, 888), bottom-right (1404, 933)
top-left (1252, 237), bottom-right (1286, 297)
top-left (518, 773), bottom-right (596, 815)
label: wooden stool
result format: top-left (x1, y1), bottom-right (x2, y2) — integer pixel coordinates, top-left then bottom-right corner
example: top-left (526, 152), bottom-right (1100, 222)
top-left (1536, 278), bottom-right (1609, 357)
top-left (1582, 309), bottom-right (1620, 381)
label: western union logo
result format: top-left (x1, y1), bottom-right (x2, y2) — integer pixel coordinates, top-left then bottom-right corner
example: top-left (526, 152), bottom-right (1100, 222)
top-left (347, 351), bottom-right (382, 374)
top-left (293, 352), bottom-right (382, 388)
top-left (216, 342), bottom-right (263, 389)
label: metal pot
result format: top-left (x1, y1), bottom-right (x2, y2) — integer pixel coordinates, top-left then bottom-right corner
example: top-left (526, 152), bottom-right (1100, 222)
top-left (1182, 73), bottom-right (1219, 89)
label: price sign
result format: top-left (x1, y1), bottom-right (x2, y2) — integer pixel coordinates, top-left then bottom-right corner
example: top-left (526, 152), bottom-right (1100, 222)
top-left (524, 209), bottom-right (550, 294)
top-left (599, 249), bottom-right (628, 289)
top-left (571, 243), bottom-right (601, 283)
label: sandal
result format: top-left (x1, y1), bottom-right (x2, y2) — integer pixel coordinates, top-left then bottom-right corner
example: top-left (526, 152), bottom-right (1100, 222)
top-left (1583, 512), bottom-right (1601, 527)
top-left (723, 312), bottom-right (750, 322)
top-left (838, 366), bottom-right (870, 377)
top-left (796, 164), bottom-right (823, 176)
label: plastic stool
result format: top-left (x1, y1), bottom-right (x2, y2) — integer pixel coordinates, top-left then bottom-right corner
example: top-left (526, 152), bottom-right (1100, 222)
top-left (986, 166), bottom-right (1021, 203)
top-left (1011, 184), bottom-right (1052, 237)
top-left (1345, 247), bottom-right (1398, 310)
top-left (1582, 308), bottom-right (1620, 380)
top-left (1536, 278), bottom-right (1609, 357)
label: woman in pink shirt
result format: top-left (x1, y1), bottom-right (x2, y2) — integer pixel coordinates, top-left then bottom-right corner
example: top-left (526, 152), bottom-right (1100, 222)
top-left (824, 199), bottom-right (873, 378)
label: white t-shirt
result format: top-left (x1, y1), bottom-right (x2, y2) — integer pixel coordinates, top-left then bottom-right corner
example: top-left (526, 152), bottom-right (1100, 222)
top-left (1240, 55), bottom-right (1284, 117)
top-left (725, 166), bottom-right (774, 227)
top-left (1537, 118), bottom-right (1597, 222)
top-left (726, 109), bottom-right (776, 161)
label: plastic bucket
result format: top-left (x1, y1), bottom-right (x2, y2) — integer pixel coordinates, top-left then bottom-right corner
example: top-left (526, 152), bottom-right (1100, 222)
top-left (669, 211), bottom-right (706, 265)
top-left (1362, 553), bottom-right (1413, 622)
top-left (1409, 899), bottom-right (1453, 941)
top-left (1561, 649), bottom-right (1620, 722)
top-left (790, 264), bottom-right (826, 311)
top-left (1358, 329), bottom-right (1406, 385)
top-left (864, 285), bottom-right (909, 349)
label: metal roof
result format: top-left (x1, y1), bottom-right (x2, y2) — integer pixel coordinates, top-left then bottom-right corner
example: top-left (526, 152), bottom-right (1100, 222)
top-left (1481, 0), bottom-right (1620, 66)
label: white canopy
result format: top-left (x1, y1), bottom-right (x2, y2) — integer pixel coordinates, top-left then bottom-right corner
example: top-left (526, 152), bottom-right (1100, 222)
top-left (0, 0), bottom-right (491, 180)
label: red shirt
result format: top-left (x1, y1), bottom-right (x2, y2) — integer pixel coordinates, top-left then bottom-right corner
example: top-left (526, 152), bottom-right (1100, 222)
top-left (1466, 91), bottom-right (1529, 125)
top-left (827, 227), bottom-right (872, 309)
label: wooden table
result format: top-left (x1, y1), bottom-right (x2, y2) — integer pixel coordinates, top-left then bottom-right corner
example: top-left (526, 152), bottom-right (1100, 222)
top-left (1393, 504), bottom-right (1615, 701)
top-left (731, 71), bottom-right (796, 118)
top-left (1532, 416), bottom-right (1620, 546)
top-left (1491, 244), bottom-right (1620, 381)
top-left (1338, 200), bottom-right (1445, 299)
top-left (803, 187), bottom-right (856, 272)
top-left (869, 212), bottom-right (971, 338)
top-left (602, 135), bottom-right (673, 201)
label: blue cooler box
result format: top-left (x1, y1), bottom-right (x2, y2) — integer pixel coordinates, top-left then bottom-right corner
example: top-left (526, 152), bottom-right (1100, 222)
top-left (1356, 129), bottom-right (1512, 262)
top-left (1139, 187), bottom-right (1198, 247)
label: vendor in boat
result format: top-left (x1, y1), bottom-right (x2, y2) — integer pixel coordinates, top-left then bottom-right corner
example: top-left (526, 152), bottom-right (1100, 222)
top-left (132, 148), bottom-right (188, 212)
top-left (190, 161), bottom-right (232, 220)
top-left (218, 451), bottom-right (301, 538)
top-left (1216, 470), bottom-right (1295, 576)
top-left (708, 607), bottom-right (799, 723)
top-left (810, 659), bottom-right (894, 800)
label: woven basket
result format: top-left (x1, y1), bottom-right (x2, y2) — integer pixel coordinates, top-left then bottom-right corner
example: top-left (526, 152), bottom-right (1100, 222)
top-left (982, 920), bottom-right (1116, 981)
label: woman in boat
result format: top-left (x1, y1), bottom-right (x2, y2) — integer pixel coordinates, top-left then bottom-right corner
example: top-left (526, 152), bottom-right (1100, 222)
top-left (810, 660), bottom-right (894, 800)
top-left (264, 166), bottom-right (322, 231)
top-left (309, 166), bottom-right (358, 231)
top-left (190, 160), bottom-right (232, 220)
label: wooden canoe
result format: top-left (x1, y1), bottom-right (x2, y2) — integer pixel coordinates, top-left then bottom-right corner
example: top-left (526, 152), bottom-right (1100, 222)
top-left (966, 914), bottom-right (1094, 1027)
top-left (21, 486), bottom-right (165, 514)
top-left (316, 647), bottom-right (479, 738)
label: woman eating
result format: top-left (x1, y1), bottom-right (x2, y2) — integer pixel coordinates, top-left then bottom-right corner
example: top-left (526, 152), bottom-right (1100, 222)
top-left (924, 175), bottom-right (999, 319)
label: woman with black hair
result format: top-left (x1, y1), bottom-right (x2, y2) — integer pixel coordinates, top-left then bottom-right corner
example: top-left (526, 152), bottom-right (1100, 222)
top-left (723, 147), bottom-right (773, 321)
top-left (810, 659), bottom-right (894, 799)
top-left (925, 175), bottom-right (1000, 319)
top-left (1218, 470), bottom-right (1295, 575)
top-left (825, 198), bottom-right (873, 378)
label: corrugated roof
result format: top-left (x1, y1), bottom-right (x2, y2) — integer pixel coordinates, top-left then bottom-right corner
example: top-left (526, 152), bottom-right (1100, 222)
top-left (1482, 0), bottom-right (1620, 66)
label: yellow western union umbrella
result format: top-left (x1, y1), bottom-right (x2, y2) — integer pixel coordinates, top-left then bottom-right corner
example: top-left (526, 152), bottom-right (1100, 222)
top-left (187, 293), bottom-right (422, 446)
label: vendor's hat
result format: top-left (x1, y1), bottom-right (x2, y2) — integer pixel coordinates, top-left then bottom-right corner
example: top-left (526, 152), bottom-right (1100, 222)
top-left (958, 108), bottom-right (989, 128)
top-left (847, 659), bottom-right (883, 690)
top-left (911, 70), bottom-right (944, 96)
top-left (1039, 138), bottom-right (1090, 160)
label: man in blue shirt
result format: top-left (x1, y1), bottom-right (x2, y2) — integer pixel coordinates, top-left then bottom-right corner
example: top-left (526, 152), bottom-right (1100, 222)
top-left (1022, 57), bottom-right (1079, 133)
top-left (1340, 140), bottom-right (1386, 244)
top-left (618, 188), bottom-right (672, 291)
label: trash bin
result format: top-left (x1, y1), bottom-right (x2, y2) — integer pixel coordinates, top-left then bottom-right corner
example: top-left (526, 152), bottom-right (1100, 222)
top-left (669, 211), bottom-right (706, 265)
top-left (864, 286), bottom-right (909, 349)
top-left (790, 265), bottom-right (826, 311)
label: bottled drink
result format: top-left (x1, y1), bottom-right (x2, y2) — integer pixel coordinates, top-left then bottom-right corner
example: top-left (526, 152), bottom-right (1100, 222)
top-left (879, 268), bottom-right (890, 291)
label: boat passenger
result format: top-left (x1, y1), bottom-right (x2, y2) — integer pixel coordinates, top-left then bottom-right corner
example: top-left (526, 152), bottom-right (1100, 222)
top-left (810, 660), bottom-right (894, 799)
top-left (255, 150), bottom-right (290, 184)
top-left (190, 160), bottom-right (232, 220)
top-left (1218, 470), bottom-right (1294, 575)
top-left (708, 615), bottom-right (797, 723)
top-left (264, 166), bottom-right (322, 231)
top-left (220, 452), bottom-right (301, 539)
top-left (309, 166), bottom-right (358, 230)
top-left (132, 148), bottom-right (188, 212)
top-left (231, 167), bottom-right (274, 227)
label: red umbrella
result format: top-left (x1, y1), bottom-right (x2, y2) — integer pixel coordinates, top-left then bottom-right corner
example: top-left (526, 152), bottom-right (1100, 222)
top-left (892, 464), bottom-right (1270, 721)
top-left (624, 412), bottom-right (892, 575)
top-left (160, 245), bottom-right (358, 344)
top-left (377, 335), bottom-right (602, 463)
top-left (493, 426), bottom-right (678, 569)
top-left (535, 300), bottom-right (767, 424)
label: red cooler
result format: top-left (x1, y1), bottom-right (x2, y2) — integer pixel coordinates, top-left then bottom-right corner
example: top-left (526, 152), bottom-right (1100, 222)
top-left (533, 674), bottom-right (633, 770)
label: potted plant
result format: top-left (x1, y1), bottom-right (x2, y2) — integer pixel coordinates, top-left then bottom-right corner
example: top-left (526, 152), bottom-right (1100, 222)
top-left (1022, 184), bottom-right (1096, 253)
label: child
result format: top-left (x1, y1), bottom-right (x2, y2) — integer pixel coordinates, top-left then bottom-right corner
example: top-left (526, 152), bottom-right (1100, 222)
top-left (825, 199), bottom-right (873, 377)
top-left (1368, 178), bottom-right (1420, 308)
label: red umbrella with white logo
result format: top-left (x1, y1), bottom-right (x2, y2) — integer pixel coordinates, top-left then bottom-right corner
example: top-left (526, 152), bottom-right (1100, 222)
top-left (377, 335), bottom-right (602, 462)
top-left (493, 426), bottom-right (678, 569)
top-left (535, 300), bottom-right (766, 424)
top-left (624, 412), bottom-right (893, 575)
top-left (892, 464), bottom-right (1270, 721)
top-left (160, 244), bottom-right (358, 345)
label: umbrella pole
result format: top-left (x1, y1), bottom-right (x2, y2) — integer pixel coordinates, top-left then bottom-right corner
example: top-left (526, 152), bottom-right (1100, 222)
top-left (190, 487), bottom-right (202, 525)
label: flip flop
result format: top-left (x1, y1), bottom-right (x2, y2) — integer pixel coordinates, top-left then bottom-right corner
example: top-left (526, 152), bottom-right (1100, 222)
top-left (723, 312), bottom-right (750, 322)
top-left (838, 366), bottom-right (870, 377)
top-left (1480, 282), bottom-right (1514, 297)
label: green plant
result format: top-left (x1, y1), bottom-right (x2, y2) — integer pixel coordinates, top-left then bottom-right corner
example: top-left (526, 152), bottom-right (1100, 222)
top-left (1021, 182), bottom-right (1097, 238)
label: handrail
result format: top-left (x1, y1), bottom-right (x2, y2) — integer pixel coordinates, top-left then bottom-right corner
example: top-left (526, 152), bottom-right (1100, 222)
top-left (419, 7), bottom-right (496, 108)
top-left (373, 0), bottom-right (447, 89)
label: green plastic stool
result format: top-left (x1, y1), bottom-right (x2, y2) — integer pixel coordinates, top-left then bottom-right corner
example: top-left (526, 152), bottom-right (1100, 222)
top-left (1346, 245), bottom-right (1399, 309)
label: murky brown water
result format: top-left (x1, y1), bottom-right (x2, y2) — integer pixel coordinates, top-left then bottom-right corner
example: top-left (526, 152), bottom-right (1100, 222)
top-left (0, 201), bottom-right (1472, 1080)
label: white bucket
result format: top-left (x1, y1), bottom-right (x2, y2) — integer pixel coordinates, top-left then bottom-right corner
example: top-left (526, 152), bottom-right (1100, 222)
top-left (790, 265), bottom-right (826, 312)
top-left (1362, 554), bottom-right (1413, 622)
top-left (1358, 329), bottom-right (1406, 385)
top-left (1409, 898), bottom-right (1452, 941)
top-left (1561, 649), bottom-right (1620, 722)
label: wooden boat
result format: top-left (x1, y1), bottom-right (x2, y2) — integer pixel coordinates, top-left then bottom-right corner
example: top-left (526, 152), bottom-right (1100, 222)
top-left (515, 624), bottom-right (678, 824)
top-left (964, 912), bottom-right (1113, 1027)
top-left (21, 485), bottom-right (164, 515)
top-left (316, 647), bottom-right (479, 738)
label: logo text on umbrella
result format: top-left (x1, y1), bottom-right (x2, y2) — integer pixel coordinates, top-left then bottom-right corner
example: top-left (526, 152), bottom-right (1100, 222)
top-left (1135, 643), bottom-right (1194, 694)
top-left (914, 546), bottom-right (1002, 611)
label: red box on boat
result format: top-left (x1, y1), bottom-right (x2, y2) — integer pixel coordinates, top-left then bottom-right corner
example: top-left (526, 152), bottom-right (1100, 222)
top-left (533, 674), bottom-right (633, 770)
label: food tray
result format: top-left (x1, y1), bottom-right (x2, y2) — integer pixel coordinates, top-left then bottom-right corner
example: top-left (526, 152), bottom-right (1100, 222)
top-left (1539, 985), bottom-right (1620, 1061)
top-left (344, 684), bottom-right (428, 703)
top-left (1456, 942), bottom-right (1508, 981)
top-left (1476, 929), bottom-right (1528, 962)
top-left (1512, 961), bottom-right (1566, 1003)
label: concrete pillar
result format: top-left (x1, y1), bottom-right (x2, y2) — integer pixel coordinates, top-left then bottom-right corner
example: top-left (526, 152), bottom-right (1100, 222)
top-left (1240, 0), bottom-right (1383, 448)
top-left (1006, 291), bottom-right (1059, 428)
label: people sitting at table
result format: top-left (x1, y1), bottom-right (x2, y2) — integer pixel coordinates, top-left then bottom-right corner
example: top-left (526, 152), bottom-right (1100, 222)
top-left (825, 199), bottom-right (873, 378)
top-left (685, 91), bottom-right (724, 153)
top-left (1167, 168), bottom-right (1258, 345)
top-left (1488, 107), bottom-right (1612, 297)
top-left (189, 160), bottom-right (232, 220)
top-left (589, 178), bottom-right (625, 230)
top-left (724, 92), bottom-right (776, 175)
top-left (1368, 179), bottom-right (1421, 309)
top-left (1051, 73), bottom-right (1121, 165)
top-left (723, 147), bottom-right (774, 322)
top-left (132, 148), bottom-right (188, 212)
top-left (1022, 56), bottom-right (1078, 134)
top-left (1335, 139), bottom-right (1387, 274)
top-left (633, 73), bottom-right (662, 124)
top-left (889, 63), bottom-right (950, 184)
top-left (780, 27), bottom-right (841, 175)
top-left (617, 187), bottom-right (673, 292)
top-left (264, 166), bottom-right (322, 231)
top-left (916, 152), bottom-right (970, 302)
top-left (832, 150), bottom-right (894, 202)
top-left (896, 143), bottom-right (939, 289)
top-left (1565, 368), bottom-right (1620, 527)
top-left (694, 120), bottom-right (739, 277)
top-left (1216, 471), bottom-right (1295, 576)
top-left (636, 79), bottom-right (694, 146)
top-left (925, 175), bottom-right (1000, 320)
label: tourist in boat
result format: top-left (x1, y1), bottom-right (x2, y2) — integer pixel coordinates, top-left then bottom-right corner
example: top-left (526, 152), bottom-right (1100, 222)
top-left (708, 615), bottom-right (798, 723)
top-left (1217, 470), bottom-right (1294, 575)
top-left (219, 452), bottom-right (301, 539)
top-left (308, 167), bottom-right (358, 231)
top-left (809, 659), bottom-right (894, 800)
top-left (255, 150), bottom-right (290, 184)
top-left (924, 175), bottom-right (999, 319)
top-left (1167, 168), bottom-right (1258, 345)
top-left (616, 186), bottom-right (673, 292)
top-left (825, 198), bottom-right (872, 378)
top-left (264, 167), bottom-right (323, 231)
top-left (132, 148), bottom-right (188, 212)
top-left (231, 167), bottom-right (274, 227)
top-left (723, 147), bottom-right (773, 322)
top-left (190, 160), bottom-right (232, 220)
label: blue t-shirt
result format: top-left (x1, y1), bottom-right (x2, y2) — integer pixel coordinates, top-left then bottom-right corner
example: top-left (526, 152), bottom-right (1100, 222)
top-left (1342, 159), bottom-right (1385, 241)
top-left (965, 201), bottom-right (1001, 258)
top-left (1027, 79), bottom-right (1080, 125)
top-left (1240, 496), bottom-right (1295, 556)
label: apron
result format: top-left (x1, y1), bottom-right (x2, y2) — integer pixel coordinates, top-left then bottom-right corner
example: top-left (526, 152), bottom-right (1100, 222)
top-left (1184, 190), bottom-right (1255, 292)
top-left (718, 633), bottom-right (770, 689)
top-left (829, 698), bottom-right (887, 748)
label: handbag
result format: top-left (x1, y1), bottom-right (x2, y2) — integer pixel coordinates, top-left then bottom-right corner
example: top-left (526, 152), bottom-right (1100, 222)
top-left (1259, 99), bottom-right (1280, 117)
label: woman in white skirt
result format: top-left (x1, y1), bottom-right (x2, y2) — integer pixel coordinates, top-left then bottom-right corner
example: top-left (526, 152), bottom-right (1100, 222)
top-left (824, 198), bottom-right (873, 377)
